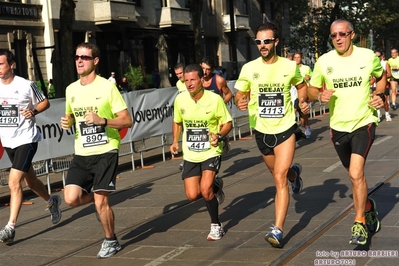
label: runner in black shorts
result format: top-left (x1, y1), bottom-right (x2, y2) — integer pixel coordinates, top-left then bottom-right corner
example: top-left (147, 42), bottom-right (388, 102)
top-left (61, 42), bottom-right (132, 259)
top-left (0, 49), bottom-right (61, 245)
top-left (170, 64), bottom-right (232, 241)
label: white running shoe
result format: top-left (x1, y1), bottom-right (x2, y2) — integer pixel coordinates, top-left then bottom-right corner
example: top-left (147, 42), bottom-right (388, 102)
top-left (386, 114), bottom-right (392, 122)
top-left (305, 126), bottom-right (311, 138)
top-left (207, 223), bottom-right (225, 241)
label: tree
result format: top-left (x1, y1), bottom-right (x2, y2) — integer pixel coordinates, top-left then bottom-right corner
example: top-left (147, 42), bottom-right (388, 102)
top-left (187, 0), bottom-right (203, 63)
top-left (54, 0), bottom-right (76, 98)
top-left (288, 0), bottom-right (399, 58)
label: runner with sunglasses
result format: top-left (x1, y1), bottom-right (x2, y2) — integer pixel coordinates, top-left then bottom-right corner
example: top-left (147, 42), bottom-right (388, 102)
top-left (234, 22), bottom-right (310, 248)
top-left (61, 42), bottom-right (133, 258)
top-left (308, 19), bottom-right (384, 246)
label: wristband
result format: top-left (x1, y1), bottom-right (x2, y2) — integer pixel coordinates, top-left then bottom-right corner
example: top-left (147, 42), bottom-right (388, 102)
top-left (217, 133), bottom-right (223, 142)
top-left (32, 109), bottom-right (39, 116)
top-left (103, 118), bottom-right (107, 127)
top-left (376, 93), bottom-right (385, 103)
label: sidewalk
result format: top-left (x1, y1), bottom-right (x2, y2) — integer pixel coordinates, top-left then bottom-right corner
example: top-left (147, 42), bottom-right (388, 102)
top-left (0, 111), bottom-right (398, 266)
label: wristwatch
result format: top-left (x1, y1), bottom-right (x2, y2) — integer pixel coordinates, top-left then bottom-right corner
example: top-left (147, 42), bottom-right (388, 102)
top-left (217, 134), bottom-right (224, 142)
top-left (32, 109), bottom-right (39, 116)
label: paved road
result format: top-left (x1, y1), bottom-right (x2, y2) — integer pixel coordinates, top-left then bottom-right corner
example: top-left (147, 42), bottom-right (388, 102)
top-left (0, 110), bottom-right (398, 266)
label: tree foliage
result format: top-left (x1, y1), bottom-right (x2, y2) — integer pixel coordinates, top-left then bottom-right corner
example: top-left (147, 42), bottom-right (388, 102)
top-left (187, 0), bottom-right (203, 63)
top-left (288, 0), bottom-right (399, 58)
top-left (56, 0), bottom-right (76, 98)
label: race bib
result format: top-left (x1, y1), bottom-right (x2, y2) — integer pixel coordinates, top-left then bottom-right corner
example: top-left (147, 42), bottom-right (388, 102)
top-left (78, 121), bottom-right (108, 147)
top-left (258, 93), bottom-right (285, 118)
top-left (186, 128), bottom-right (210, 151)
top-left (0, 104), bottom-right (19, 127)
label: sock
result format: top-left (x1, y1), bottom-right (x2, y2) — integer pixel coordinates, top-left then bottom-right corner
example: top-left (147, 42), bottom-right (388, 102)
top-left (386, 111), bottom-right (390, 116)
top-left (205, 197), bottom-right (219, 224)
top-left (46, 196), bottom-right (53, 205)
top-left (377, 109), bottom-right (381, 117)
top-left (365, 199), bottom-right (372, 211)
top-left (105, 234), bottom-right (117, 241)
top-left (7, 221), bottom-right (15, 229)
top-left (355, 216), bottom-right (366, 225)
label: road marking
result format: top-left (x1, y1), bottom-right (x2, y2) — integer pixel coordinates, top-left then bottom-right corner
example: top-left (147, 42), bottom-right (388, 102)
top-left (145, 245), bottom-right (193, 266)
top-left (373, 136), bottom-right (392, 145)
top-left (323, 161), bottom-right (342, 173)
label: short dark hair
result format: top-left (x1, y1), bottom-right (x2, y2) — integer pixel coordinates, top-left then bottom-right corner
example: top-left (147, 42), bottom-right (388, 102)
top-left (200, 56), bottom-right (215, 70)
top-left (174, 63), bottom-right (185, 70)
top-left (0, 49), bottom-right (15, 65)
top-left (293, 51), bottom-right (303, 58)
top-left (184, 64), bottom-right (204, 78)
top-left (255, 22), bottom-right (279, 39)
top-left (76, 42), bottom-right (100, 59)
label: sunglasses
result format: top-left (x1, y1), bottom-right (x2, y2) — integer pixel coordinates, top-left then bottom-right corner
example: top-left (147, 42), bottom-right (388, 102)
top-left (254, 38), bottom-right (275, 45)
top-left (74, 55), bottom-right (94, 61)
top-left (329, 31), bottom-right (352, 39)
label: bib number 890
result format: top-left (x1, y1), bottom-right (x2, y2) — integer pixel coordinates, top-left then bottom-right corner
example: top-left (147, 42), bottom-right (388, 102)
top-left (86, 134), bottom-right (103, 143)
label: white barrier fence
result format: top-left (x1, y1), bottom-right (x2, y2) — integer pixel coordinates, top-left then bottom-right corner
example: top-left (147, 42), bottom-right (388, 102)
top-left (0, 81), bottom-right (328, 192)
top-left (0, 82), bottom-right (254, 191)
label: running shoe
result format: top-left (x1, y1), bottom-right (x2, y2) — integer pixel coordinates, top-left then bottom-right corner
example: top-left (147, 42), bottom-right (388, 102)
top-left (46, 195), bottom-right (62, 224)
top-left (265, 225), bottom-right (283, 248)
top-left (305, 126), bottom-right (312, 138)
top-left (0, 225), bottom-right (15, 244)
top-left (365, 198), bottom-right (381, 233)
top-left (391, 103), bottom-right (397, 110)
top-left (97, 238), bottom-right (122, 258)
top-left (214, 176), bottom-right (225, 205)
top-left (214, 176), bottom-right (224, 191)
top-left (207, 223), bottom-right (225, 241)
top-left (289, 163), bottom-right (303, 194)
top-left (386, 113), bottom-right (392, 122)
top-left (349, 222), bottom-right (368, 245)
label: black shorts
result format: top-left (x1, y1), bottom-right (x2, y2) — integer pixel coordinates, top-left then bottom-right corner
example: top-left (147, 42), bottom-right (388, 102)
top-left (390, 77), bottom-right (399, 83)
top-left (255, 124), bottom-right (297, 156)
top-left (331, 123), bottom-right (376, 168)
top-left (5, 143), bottom-right (38, 173)
top-left (65, 151), bottom-right (119, 193)
top-left (181, 156), bottom-right (221, 180)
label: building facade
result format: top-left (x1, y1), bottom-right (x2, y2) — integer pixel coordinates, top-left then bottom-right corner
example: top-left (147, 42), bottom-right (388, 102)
top-left (0, 0), bottom-right (291, 92)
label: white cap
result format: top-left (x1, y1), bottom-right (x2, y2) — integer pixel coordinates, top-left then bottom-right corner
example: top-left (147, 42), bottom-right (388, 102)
top-left (111, 72), bottom-right (115, 75)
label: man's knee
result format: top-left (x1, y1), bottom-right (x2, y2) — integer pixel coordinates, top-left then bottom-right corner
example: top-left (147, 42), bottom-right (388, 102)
top-left (63, 187), bottom-right (82, 207)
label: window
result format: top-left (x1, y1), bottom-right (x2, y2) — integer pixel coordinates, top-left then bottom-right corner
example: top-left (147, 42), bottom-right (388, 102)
top-left (242, 0), bottom-right (248, 15)
top-left (207, 0), bottom-right (215, 15)
top-left (160, 0), bottom-right (167, 7)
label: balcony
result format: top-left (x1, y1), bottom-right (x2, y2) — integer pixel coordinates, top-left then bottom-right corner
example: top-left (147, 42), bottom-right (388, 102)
top-left (157, 7), bottom-right (191, 28)
top-left (223, 14), bottom-right (249, 32)
top-left (93, 0), bottom-right (136, 25)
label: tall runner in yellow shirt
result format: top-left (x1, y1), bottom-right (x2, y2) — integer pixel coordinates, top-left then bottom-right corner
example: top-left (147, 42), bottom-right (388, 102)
top-left (234, 22), bottom-right (310, 248)
top-left (308, 19), bottom-right (385, 246)
top-left (170, 64), bottom-right (232, 241)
